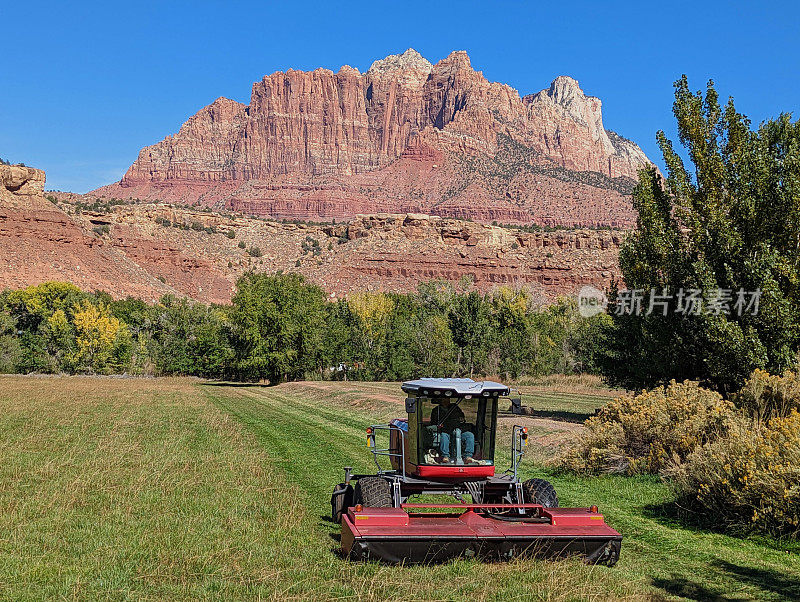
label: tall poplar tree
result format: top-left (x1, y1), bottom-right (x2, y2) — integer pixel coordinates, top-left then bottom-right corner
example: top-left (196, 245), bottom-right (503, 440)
top-left (603, 77), bottom-right (800, 392)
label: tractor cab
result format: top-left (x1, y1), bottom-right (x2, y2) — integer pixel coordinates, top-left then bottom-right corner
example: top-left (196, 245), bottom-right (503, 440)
top-left (393, 378), bottom-right (506, 478)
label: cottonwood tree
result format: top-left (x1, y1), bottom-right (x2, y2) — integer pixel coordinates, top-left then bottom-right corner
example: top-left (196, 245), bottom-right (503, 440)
top-left (602, 77), bottom-right (800, 392)
top-left (230, 272), bottom-right (327, 383)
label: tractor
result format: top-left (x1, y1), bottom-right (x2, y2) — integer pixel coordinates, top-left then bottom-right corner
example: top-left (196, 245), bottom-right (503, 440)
top-left (330, 378), bottom-right (622, 564)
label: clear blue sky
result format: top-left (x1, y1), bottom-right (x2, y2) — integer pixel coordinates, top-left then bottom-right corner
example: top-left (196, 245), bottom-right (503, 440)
top-left (1, 0), bottom-right (797, 192)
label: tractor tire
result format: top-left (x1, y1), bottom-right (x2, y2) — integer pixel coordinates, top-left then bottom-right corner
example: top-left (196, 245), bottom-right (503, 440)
top-left (330, 483), bottom-right (353, 523)
top-left (353, 476), bottom-right (393, 508)
top-left (522, 478), bottom-right (559, 508)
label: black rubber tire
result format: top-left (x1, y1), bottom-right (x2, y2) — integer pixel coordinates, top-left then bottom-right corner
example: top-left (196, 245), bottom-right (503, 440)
top-left (353, 476), bottom-right (393, 508)
top-left (522, 478), bottom-right (559, 508)
top-left (330, 483), bottom-right (353, 523)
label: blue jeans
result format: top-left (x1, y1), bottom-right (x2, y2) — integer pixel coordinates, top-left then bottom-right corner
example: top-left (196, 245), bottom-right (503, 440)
top-left (440, 430), bottom-right (475, 459)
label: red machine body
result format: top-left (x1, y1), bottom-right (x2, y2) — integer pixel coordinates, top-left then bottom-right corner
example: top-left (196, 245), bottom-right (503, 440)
top-left (341, 503), bottom-right (622, 564)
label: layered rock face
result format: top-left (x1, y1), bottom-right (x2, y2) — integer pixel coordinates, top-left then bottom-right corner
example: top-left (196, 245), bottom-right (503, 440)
top-left (37, 196), bottom-right (621, 303)
top-left (312, 214), bottom-right (622, 298)
top-left (0, 166), bottom-right (232, 302)
top-left (98, 50), bottom-right (652, 227)
top-left (1, 161), bottom-right (622, 303)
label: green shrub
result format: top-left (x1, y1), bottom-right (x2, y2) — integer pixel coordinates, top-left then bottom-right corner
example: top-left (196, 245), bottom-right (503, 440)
top-left (226, 230), bottom-right (236, 239)
top-left (247, 247), bottom-right (262, 258)
top-left (673, 410), bottom-right (800, 537)
top-left (561, 380), bottom-right (735, 475)
top-left (238, 241), bottom-right (246, 249)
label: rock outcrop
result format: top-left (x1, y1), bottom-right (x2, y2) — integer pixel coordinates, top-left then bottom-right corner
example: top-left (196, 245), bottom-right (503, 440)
top-left (0, 165), bottom-right (232, 302)
top-left (95, 49), bottom-right (652, 227)
top-left (0, 165), bottom-right (46, 200)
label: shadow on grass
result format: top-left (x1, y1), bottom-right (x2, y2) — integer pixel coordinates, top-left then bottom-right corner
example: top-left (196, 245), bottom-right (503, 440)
top-left (498, 409), bottom-right (592, 423)
top-left (715, 560), bottom-right (800, 599)
top-left (200, 381), bottom-right (272, 388)
top-left (651, 576), bottom-right (727, 601)
top-left (643, 500), bottom-right (800, 555)
top-left (641, 499), bottom-right (709, 532)
top-left (653, 561), bottom-right (800, 601)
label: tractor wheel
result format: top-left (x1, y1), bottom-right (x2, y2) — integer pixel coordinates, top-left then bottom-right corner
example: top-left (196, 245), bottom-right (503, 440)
top-left (522, 478), bottom-right (559, 508)
top-left (330, 483), bottom-right (353, 523)
top-left (353, 476), bottom-right (392, 508)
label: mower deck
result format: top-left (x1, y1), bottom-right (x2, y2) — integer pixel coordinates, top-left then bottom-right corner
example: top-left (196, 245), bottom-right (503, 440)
top-left (341, 504), bottom-right (622, 565)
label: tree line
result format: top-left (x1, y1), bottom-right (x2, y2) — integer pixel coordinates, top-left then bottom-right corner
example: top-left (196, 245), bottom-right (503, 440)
top-left (0, 277), bottom-right (607, 383)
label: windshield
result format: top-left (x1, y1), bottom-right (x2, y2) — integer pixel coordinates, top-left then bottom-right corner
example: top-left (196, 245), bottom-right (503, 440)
top-left (418, 396), bottom-right (496, 465)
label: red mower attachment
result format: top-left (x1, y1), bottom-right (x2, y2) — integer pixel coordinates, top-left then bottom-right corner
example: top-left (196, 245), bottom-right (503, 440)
top-left (341, 502), bottom-right (622, 565)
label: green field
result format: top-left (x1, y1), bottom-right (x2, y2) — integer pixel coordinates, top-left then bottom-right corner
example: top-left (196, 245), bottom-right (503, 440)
top-left (0, 377), bottom-right (797, 600)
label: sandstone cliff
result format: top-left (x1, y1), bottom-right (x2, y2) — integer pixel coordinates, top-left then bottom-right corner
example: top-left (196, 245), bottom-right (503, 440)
top-left (0, 165), bottom-right (231, 302)
top-left (96, 49), bottom-right (652, 227)
top-left (50, 192), bottom-right (623, 303)
top-left (2, 161), bottom-right (622, 303)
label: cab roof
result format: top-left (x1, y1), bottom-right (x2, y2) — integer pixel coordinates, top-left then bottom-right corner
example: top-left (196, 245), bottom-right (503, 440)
top-left (401, 378), bottom-right (509, 397)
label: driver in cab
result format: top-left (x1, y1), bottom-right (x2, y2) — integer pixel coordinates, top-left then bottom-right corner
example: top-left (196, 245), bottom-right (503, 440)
top-left (430, 397), bottom-right (475, 464)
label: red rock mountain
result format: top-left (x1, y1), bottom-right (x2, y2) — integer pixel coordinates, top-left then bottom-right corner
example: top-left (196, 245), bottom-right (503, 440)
top-left (96, 50), bottom-right (652, 228)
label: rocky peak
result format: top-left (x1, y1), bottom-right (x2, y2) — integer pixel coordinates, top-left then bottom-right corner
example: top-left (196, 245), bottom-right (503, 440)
top-left (367, 48), bottom-right (432, 78)
top-left (526, 76), bottom-right (594, 122)
top-left (206, 97), bottom-right (248, 120)
top-left (435, 50), bottom-right (472, 70)
top-left (106, 49), bottom-right (654, 217)
top-left (1, 165), bottom-right (46, 202)
top-left (525, 76), bottom-right (611, 149)
top-left (548, 77), bottom-right (590, 117)
top-left (338, 65), bottom-right (361, 77)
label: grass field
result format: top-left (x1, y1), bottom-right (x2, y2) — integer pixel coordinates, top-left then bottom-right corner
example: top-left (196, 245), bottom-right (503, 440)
top-left (0, 376), bottom-right (798, 600)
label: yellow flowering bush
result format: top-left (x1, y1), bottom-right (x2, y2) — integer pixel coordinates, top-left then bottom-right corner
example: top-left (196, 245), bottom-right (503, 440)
top-left (672, 410), bottom-right (800, 537)
top-left (561, 380), bottom-right (735, 475)
top-left (735, 368), bottom-right (800, 422)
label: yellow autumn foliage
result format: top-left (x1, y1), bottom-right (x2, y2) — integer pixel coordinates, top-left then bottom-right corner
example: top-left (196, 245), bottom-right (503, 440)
top-left (561, 380), bottom-right (735, 475)
top-left (673, 410), bottom-right (800, 537)
top-left (72, 300), bottom-right (127, 372)
top-left (735, 368), bottom-right (800, 422)
top-left (347, 292), bottom-right (393, 335)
